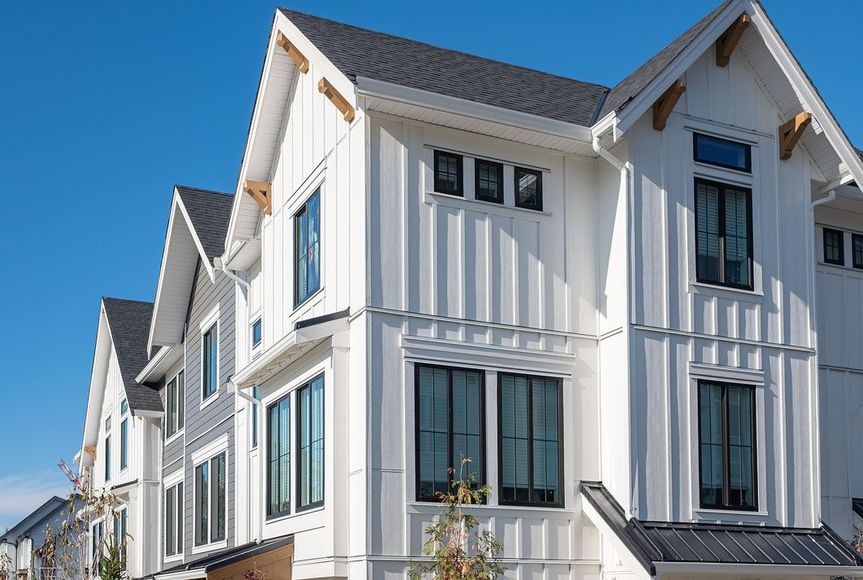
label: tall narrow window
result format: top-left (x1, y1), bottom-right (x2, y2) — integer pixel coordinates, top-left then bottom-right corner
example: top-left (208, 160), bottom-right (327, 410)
top-left (434, 150), bottom-right (463, 196)
top-left (202, 324), bottom-right (218, 399)
top-left (514, 167), bottom-right (543, 211)
top-left (297, 375), bottom-right (325, 510)
top-left (694, 133), bottom-right (752, 172)
top-left (194, 452), bottom-right (226, 545)
top-left (498, 374), bottom-right (562, 506)
top-left (695, 179), bottom-right (753, 289)
top-left (824, 228), bottom-right (844, 266)
top-left (120, 418), bottom-right (128, 471)
top-left (853, 234), bottom-right (863, 269)
top-left (416, 365), bottom-right (485, 502)
top-left (164, 482), bottom-right (183, 557)
top-left (104, 423), bottom-right (111, 483)
top-left (114, 508), bottom-right (127, 563)
top-left (475, 159), bottom-right (504, 203)
top-left (267, 396), bottom-right (291, 519)
top-left (91, 521), bottom-right (104, 576)
top-left (166, 371), bottom-right (185, 438)
top-left (251, 386), bottom-right (259, 449)
top-left (698, 381), bottom-right (757, 510)
top-left (295, 190), bottom-right (321, 306)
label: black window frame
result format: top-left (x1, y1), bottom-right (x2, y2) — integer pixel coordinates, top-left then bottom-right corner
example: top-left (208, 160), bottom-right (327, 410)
top-left (294, 189), bottom-right (322, 308)
top-left (414, 364), bottom-right (487, 503)
top-left (693, 133), bottom-right (752, 173)
top-left (853, 234), bottom-right (863, 269)
top-left (474, 159), bottom-right (504, 204)
top-left (694, 178), bottom-right (754, 290)
top-left (164, 481), bottom-right (183, 558)
top-left (514, 166), bottom-right (543, 211)
top-left (120, 418), bottom-right (128, 471)
top-left (434, 150), bottom-right (463, 197)
top-left (104, 432), bottom-right (111, 483)
top-left (823, 228), bottom-right (845, 266)
top-left (267, 394), bottom-right (291, 520)
top-left (202, 323), bottom-right (218, 400)
top-left (697, 380), bottom-right (758, 511)
top-left (497, 373), bottom-right (563, 508)
top-left (296, 374), bottom-right (325, 511)
top-left (166, 371), bottom-right (185, 439)
top-left (251, 318), bottom-right (262, 350)
top-left (193, 452), bottom-right (226, 546)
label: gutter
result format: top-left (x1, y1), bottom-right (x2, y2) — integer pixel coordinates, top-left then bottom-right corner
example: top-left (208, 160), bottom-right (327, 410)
top-left (214, 256), bottom-right (251, 291)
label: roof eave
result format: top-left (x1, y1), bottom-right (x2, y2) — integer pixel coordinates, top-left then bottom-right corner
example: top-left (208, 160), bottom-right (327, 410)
top-left (654, 561), bottom-right (863, 577)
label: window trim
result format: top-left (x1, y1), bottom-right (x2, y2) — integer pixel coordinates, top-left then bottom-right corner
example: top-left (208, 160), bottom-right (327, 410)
top-left (853, 233), bottom-right (863, 269)
top-left (693, 132), bottom-right (752, 173)
top-left (119, 418), bottom-right (128, 472)
top-left (823, 227), bottom-right (845, 266)
top-left (514, 166), bottom-right (543, 211)
top-left (251, 317), bottom-right (263, 351)
top-left (414, 363), bottom-right (487, 503)
top-left (164, 479), bottom-right (184, 559)
top-left (694, 177), bottom-right (754, 291)
top-left (293, 189), bottom-right (323, 308)
top-left (433, 150), bottom-right (463, 197)
top-left (165, 370), bottom-right (185, 441)
top-left (496, 372), bottom-right (564, 508)
top-left (697, 380), bottom-right (758, 512)
top-left (200, 320), bottom-right (220, 405)
top-left (296, 373), bottom-right (326, 512)
top-left (192, 451), bottom-right (227, 549)
top-left (104, 428), bottom-right (111, 484)
top-left (474, 159), bottom-right (504, 204)
top-left (266, 393), bottom-right (292, 520)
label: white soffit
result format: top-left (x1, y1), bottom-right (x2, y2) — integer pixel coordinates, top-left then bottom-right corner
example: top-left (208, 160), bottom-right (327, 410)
top-left (81, 307), bottom-right (111, 455)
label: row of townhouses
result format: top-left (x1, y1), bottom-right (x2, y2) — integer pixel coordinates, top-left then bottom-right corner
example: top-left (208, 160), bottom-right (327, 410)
top-left (68, 1), bottom-right (863, 578)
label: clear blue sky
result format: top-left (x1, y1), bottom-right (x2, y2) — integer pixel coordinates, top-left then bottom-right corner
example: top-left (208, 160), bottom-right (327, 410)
top-left (0, 0), bottom-right (859, 529)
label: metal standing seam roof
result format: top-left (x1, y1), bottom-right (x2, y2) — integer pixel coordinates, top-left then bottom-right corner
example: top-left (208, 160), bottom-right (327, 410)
top-left (581, 481), bottom-right (863, 573)
top-left (174, 185), bottom-right (234, 262)
top-left (153, 534), bottom-right (293, 577)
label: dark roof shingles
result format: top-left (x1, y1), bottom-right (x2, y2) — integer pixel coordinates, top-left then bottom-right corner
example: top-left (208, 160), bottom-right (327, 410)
top-left (102, 297), bottom-right (161, 413)
top-left (175, 186), bottom-right (234, 261)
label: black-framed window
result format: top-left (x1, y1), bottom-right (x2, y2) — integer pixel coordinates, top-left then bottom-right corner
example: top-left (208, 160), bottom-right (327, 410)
top-left (202, 324), bottom-right (218, 399)
top-left (694, 133), bottom-right (752, 172)
top-left (294, 189), bottom-right (321, 306)
top-left (91, 520), bottom-right (104, 576)
top-left (164, 482), bottom-right (183, 557)
top-left (104, 430), bottom-right (111, 483)
top-left (166, 371), bottom-right (185, 438)
top-left (498, 374), bottom-right (562, 506)
top-left (194, 452), bottom-right (226, 545)
top-left (415, 365), bottom-right (485, 502)
top-left (699, 381), bottom-right (757, 510)
top-left (297, 375), bottom-right (325, 510)
top-left (434, 150), bottom-right (463, 196)
top-left (251, 386), bottom-right (260, 449)
top-left (853, 234), bottom-right (863, 269)
top-left (120, 418), bottom-right (128, 471)
top-left (475, 159), bottom-right (504, 204)
top-left (252, 318), bottom-right (262, 349)
top-left (113, 508), bottom-right (127, 562)
top-left (695, 179), bottom-right (753, 289)
top-left (120, 399), bottom-right (127, 415)
top-left (514, 167), bottom-right (543, 211)
top-left (823, 228), bottom-right (844, 266)
top-left (267, 395), bottom-right (291, 519)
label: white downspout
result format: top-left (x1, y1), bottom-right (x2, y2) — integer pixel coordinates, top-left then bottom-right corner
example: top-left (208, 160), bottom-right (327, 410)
top-left (213, 256), bottom-right (251, 291)
top-left (810, 188), bottom-right (836, 208)
top-left (229, 380), bottom-right (263, 545)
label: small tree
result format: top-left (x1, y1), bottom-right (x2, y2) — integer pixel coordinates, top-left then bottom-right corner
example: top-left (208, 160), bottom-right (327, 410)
top-left (410, 458), bottom-right (504, 580)
top-left (0, 552), bottom-right (13, 580)
top-left (98, 541), bottom-right (127, 580)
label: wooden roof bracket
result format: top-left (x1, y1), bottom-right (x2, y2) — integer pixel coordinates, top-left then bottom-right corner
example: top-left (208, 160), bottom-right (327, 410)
top-left (652, 80), bottom-right (686, 131)
top-left (244, 180), bottom-right (272, 215)
top-left (318, 77), bottom-right (356, 123)
top-left (84, 445), bottom-right (97, 460)
top-left (779, 112), bottom-right (812, 160)
top-left (276, 32), bottom-right (309, 73)
top-left (716, 14), bottom-right (750, 67)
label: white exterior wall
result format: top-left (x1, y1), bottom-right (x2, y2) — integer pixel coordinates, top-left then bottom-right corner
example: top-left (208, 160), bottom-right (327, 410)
top-left (621, 49), bottom-right (820, 528)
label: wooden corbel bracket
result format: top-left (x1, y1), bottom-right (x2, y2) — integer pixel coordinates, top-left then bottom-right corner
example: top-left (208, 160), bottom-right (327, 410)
top-left (716, 14), bottom-right (750, 67)
top-left (779, 112), bottom-right (812, 160)
top-left (652, 80), bottom-right (687, 131)
top-left (244, 180), bottom-right (272, 215)
top-left (84, 445), bottom-right (97, 460)
top-left (318, 77), bottom-right (356, 123)
top-left (276, 32), bottom-right (309, 73)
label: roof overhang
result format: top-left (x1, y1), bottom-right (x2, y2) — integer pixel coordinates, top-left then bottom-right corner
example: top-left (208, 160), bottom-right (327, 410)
top-left (654, 561), bottom-right (863, 577)
top-left (80, 302), bottom-right (112, 468)
top-left (153, 535), bottom-right (294, 580)
top-left (135, 345), bottom-right (183, 384)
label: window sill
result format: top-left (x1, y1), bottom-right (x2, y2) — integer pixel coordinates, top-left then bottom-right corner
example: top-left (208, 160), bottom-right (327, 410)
top-left (165, 430), bottom-right (184, 446)
top-left (425, 191), bottom-right (552, 219)
top-left (191, 539), bottom-right (227, 555)
top-left (163, 554), bottom-right (183, 564)
top-left (292, 286), bottom-right (324, 316)
top-left (200, 390), bottom-right (220, 411)
top-left (266, 504), bottom-right (325, 524)
top-left (692, 507), bottom-right (769, 521)
top-left (690, 281), bottom-right (762, 299)
top-left (407, 501), bottom-right (568, 513)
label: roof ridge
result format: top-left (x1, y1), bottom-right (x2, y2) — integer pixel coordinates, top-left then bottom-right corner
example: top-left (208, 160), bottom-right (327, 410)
top-left (175, 184), bottom-right (233, 197)
top-left (102, 296), bottom-right (153, 306)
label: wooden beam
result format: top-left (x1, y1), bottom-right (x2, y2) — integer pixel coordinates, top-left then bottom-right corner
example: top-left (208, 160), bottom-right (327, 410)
top-left (276, 32), bottom-right (309, 74)
top-left (244, 180), bottom-right (272, 215)
top-left (779, 112), bottom-right (812, 160)
top-left (716, 14), bottom-right (750, 67)
top-left (318, 77), bottom-right (355, 123)
top-left (84, 446), bottom-right (97, 460)
top-left (652, 80), bottom-right (686, 131)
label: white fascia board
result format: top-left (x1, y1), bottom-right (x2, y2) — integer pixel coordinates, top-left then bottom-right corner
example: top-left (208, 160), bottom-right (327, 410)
top-left (356, 76), bottom-right (594, 144)
top-left (81, 306), bottom-right (111, 455)
top-left (654, 561), bottom-right (863, 577)
top-left (147, 193), bottom-right (181, 354)
top-left (135, 345), bottom-right (172, 384)
top-left (174, 187), bottom-right (215, 282)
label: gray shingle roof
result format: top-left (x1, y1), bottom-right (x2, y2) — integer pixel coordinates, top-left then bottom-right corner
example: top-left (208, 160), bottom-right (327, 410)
top-left (102, 297), bottom-right (162, 413)
top-left (279, 8), bottom-right (609, 127)
top-left (0, 497), bottom-right (67, 543)
top-left (175, 186), bottom-right (234, 262)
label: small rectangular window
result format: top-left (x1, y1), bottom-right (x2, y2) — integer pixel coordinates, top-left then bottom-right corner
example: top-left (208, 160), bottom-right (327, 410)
top-left (104, 435), bottom-right (111, 482)
top-left (252, 318), bottom-right (262, 349)
top-left (120, 419), bottom-right (128, 470)
top-left (695, 179), bottom-right (753, 289)
top-left (824, 228), bottom-right (844, 265)
top-left (295, 190), bottom-right (321, 306)
top-left (194, 452), bottom-right (226, 545)
top-left (164, 482), bottom-right (183, 557)
top-left (514, 167), bottom-right (543, 211)
top-left (120, 400), bottom-right (127, 415)
top-left (166, 371), bottom-right (185, 438)
top-left (202, 324), bottom-right (218, 399)
top-left (853, 234), bottom-right (863, 269)
top-left (475, 159), bottom-right (504, 204)
top-left (267, 395), bottom-right (291, 519)
top-left (694, 133), bottom-right (752, 172)
top-left (434, 150), bottom-right (463, 196)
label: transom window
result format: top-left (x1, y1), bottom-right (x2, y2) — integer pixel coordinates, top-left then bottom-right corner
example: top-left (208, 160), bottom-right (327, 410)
top-left (698, 381), bottom-right (757, 511)
top-left (202, 324), bottom-right (218, 400)
top-left (297, 375), bottom-right (325, 510)
top-left (695, 179), bottom-right (753, 289)
top-left (294, 190), bottom-right (321, 306)
top-left (415, 365), bottom-right (485, 502)
top-left (164, 482), bottom-right (184, 557)
top-left (498, 374), bottom-right (562, 506)
top-left (267, 395), bottom-right (291, 519)
top-left (434, 150), bottom-right (463, 196)
top-left (166, 371), bottom-right (185, 438)
top-left (694, 133), bottom-right (752, 172)
top-left (514, 167), bottom-right (542, 211)
top-left (823, 228), bottom-right (844, 265)
top-left (475, 159), bottom-right (504, 204)
top-left (853, 234), bottom-right (863, 269)
top-left (194, 452), bottom-right (226, 546)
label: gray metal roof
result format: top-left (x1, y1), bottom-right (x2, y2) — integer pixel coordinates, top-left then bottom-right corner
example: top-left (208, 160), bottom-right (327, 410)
top-left (279, 8), bottom-right (609, 127)
top-left (582, 482), bottom-right (863, 574)
top-left (175, 185), bottom-right (234, 262)
top-left (102, 297), bottom-right (162, 413)
top-left (154, 534), bottom-right (293, 576)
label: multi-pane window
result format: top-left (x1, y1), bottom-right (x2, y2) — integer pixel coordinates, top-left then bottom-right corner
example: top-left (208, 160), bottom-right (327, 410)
top-left (251, 318), bottom-right (262, 350)
top-left (202, 324), bottom-right (218, 399)
top-left (295, 190), bottom-right (321, 306)
top-left (194, 452), bottom-right (226, 546)
top-left (699, 381), bottom-right (757, 510)
top-left (267, 395), bottom-right (291, 519)
top-left (416, 365), bottom-right (485, 501)
top-left (297, 375), bottom-right (325, 510)
top-left (164, 482), bottom-right (184, 557)
top-left (434, 150), bottom-right (463, 196)
top-left (475, 159), bottom-right (504, 204)
top-left (514, 167), bottom-right (542, 211)
top-left (694, 133), bottom-right (752, 172)
top-left (120, 418), bottom-right (128, 471)
top-left (499, 374), bottom-right (562, 506)
top-left (695, 179), bottom-right (752, 289)
top-left (854, 234), bottom-right (863, 269)
top-left (823, 228), bottom-right (844, 265)
top-left (166, 371), bottom-right (185, 438)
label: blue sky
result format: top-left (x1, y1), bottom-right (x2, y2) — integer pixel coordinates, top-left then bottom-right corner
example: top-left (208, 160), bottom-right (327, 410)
top-left (0, 0), bottom-right (859, 530)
